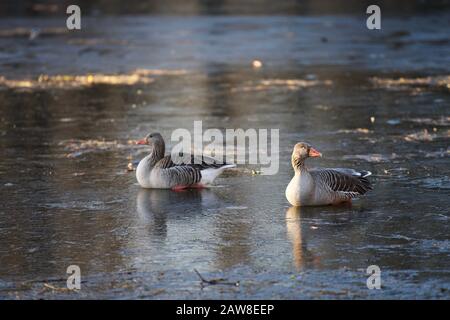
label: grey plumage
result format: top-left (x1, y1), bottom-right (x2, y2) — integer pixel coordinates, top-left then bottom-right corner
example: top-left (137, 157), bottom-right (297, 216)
top-left (136, 132), bottom-right (235, 189)
top-left (310, 168), bottom-right (372, 196)
top-left (286, 142), bottom-right (372, 206)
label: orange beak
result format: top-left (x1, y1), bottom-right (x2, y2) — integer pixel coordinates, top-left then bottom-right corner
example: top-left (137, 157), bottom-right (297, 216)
top-left (309, 147), bottom-right (322, 158)
top-left (135, 138), bottom-right (147, 145)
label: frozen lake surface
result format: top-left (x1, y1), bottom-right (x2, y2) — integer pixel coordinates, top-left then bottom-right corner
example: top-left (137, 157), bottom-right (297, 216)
top-left (0, 15), bottom-right (449, 299)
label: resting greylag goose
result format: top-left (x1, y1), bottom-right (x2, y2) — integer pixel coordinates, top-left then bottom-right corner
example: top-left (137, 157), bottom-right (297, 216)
top-left (286, 142), bottom-right (372, 206)
top-left (135, 132), bottom-right (235, 190)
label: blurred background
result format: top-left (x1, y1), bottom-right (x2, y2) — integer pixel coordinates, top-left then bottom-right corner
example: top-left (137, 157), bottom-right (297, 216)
top-left (0, 1), bottom-right (449, 299)
top-left (1, 0), bottom-right (450, 16)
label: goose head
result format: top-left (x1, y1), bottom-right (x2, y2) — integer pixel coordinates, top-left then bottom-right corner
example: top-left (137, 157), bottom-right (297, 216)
top-left (136, 132), bottom-right (164, 147)
top-left (291, 142), bottom-right (322, 166)
top-left (135, 132), bottom-right (166, 158)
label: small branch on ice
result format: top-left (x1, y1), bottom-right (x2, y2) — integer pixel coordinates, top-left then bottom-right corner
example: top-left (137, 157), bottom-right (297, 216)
top-left (194, 269), bottom-right (239, 287)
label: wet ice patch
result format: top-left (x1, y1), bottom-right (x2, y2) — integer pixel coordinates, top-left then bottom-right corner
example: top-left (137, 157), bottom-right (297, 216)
top-left (342, 153), bottom-right (397, 162)
top-left (386, 119), bottom-right (401, 125)
top-left (230, 78), bottom-right (332, 92)
top-left (59, 118), bottom-right (75, 123)
top-left (313, 105), bottom-right (331, 111)
top-left (337, 128), bottom-right (371, 134)
top-left (42, 200), bottom-right (108, 211)
top-left (387, 117), bottom-right (450, 128)
top-left (60, 139), bottom-right (134, 158)
top-left (422, 148), bottom-right (450, 158)
top-left (407, 117), bottom-right (450, 126)
top-left (0, 27), bottom-right (67, 38)
top-left (404, 129), bottom-right (436, 142)
top-left (410, 176), bottom-right (450, 190)
top-left (403, 129), bottom-right (450, 142)
top-left (225, 206), bottom-right (248, 210)
top-left (370, 75), bottom-right (450, 90)
top-left (382, 167), bottom-right (410, 177)
top-left (418, 239), bottom-right (450, 253)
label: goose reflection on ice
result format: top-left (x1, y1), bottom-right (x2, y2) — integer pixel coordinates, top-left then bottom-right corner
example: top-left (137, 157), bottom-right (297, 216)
top-left (286, 205), bottom-right (366, 271)
top-left (136, 188), bottom-right (221, 239)
top-left (285, 206), bottom-right (322, 271)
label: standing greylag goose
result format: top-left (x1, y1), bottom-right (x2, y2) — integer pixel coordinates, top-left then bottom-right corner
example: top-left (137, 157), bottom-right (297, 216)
top-left (286, 142), bottom-right (372, 206)
top-left (135, 132), bottom-right (235, 190)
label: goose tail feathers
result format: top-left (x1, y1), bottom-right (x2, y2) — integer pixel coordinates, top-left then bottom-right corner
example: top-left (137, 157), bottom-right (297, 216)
top-left (200, 164), bottom-right (235, 185)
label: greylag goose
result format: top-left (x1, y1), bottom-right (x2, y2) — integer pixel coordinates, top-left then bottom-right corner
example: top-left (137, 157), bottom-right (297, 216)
top-left (286, 142), bottom-right (372, 206)
top-left (135, 132), bottom-right (235, 190)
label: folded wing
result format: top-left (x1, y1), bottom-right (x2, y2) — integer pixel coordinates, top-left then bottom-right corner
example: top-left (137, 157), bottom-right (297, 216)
top-left (310, 168), bottom-right (372, 197)
top-left (154, 153), bottom-right (232, 186)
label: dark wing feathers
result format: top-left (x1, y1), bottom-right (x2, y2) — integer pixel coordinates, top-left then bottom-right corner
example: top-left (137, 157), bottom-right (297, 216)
top-left (311, 168), bottom-right (372, 195)
top-left (153, 155), bottom-right (203, 186)
top-left (152, 153), bottom-right (231, 187)
top-left (155, 153), bottom-right (227, 170)
top-left (164, 164), bottom-right (202, 186)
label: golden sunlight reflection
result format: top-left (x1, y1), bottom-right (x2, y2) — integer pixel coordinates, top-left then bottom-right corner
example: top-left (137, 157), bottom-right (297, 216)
top-left (370, 75), bottom-right (450, 90)
top-left (230, 78), bottom-right (333, 93)
top-left (0, 69), bottom-right (188, 89)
